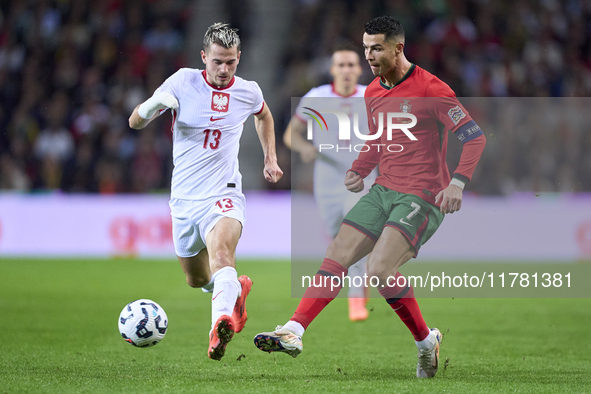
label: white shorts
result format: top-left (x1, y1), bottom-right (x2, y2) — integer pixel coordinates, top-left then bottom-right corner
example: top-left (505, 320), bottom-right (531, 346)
top-left (169, 193), bottom-right (246, 258)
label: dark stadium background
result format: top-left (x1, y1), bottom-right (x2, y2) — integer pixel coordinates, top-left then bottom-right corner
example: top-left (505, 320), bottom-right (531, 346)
top-left (1, 0), bottom-right (590, 194)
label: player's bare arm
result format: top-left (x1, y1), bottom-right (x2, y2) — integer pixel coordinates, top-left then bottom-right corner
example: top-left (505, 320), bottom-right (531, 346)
top-left (283, 117), bottom-right (317, 163)
top-left (254, 101), bottom-right (283, 183)
top-left (345, 170), bottom-right (364, 193)
top-left (129, 91), bottom-right (179, 130)
top-left (129, 104), bottom-right (159, 130)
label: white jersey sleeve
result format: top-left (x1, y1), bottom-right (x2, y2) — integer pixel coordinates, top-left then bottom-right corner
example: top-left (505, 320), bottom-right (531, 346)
top-left (247, 81), bottom-right (265, 115)
top-left (155, 68), bottom-right (186, 103)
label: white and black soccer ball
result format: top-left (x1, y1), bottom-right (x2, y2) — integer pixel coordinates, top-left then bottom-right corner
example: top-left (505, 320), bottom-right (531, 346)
top-left (118, 299), bottom-right (168, 347)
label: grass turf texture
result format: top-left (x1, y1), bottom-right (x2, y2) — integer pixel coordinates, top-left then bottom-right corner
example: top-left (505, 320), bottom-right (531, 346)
top-left (1, 258), bottom-right (590, 393)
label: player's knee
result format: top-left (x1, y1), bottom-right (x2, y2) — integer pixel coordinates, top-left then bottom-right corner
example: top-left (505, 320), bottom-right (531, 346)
top-left (367, 258), bottom-right (396, 282)
top-left (186, 274), bottom-right (210, 288)
top-left (367, 265), bottom-right (388, 282)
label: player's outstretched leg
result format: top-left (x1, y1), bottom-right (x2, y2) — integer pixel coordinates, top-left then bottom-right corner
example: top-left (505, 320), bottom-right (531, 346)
top-left (253, 257), bottom-right (347, 358)
top-left (208, 265), bottom-right (241, 360)
top-left (253, 326), bottom-right (303, 358)
top-left (416, 328), bottom-right (443, 378)
top-left (379, 271), bottom-right (441, 377)
top-left (232, 275), bottom-right (252, 333)
top-left (208, 315), bottom-right (235, 360)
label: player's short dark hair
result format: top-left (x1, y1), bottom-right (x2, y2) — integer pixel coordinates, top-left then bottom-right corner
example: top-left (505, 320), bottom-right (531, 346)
top-left (364, 16), bottom-right (405, 43)
top-left (203, 22), bottom-right (241, 51)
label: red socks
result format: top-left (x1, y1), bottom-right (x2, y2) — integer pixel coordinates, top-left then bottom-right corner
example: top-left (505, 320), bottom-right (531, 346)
top-left (291, 258), bottom-right (347, 329)
top-left (290, 261), bottom-right (428, 342)
top-left (378, 272), bottom-right (430, 341)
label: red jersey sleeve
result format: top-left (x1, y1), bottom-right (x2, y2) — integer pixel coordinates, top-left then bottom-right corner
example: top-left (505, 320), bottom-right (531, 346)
top-left (426, 78), bottom-right (486, 184)
top-left (453, 135), bottom-right (486, 183)
top-left (425, 79), bottom-right (472, 132)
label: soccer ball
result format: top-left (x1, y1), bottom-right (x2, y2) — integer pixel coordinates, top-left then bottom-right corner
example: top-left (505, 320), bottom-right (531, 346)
top-left (118, 299), bottom-right (168, 347)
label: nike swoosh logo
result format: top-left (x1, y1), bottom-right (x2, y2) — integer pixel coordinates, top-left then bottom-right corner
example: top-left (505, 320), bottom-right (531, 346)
top-left (221, 208), bottom-right (233, 213)
top-left (212, 291), bottom-right (223, 301)
top-left (399, 218), bottom-right (414, 227)
top-left (210, 116), bottom-right (225, 121)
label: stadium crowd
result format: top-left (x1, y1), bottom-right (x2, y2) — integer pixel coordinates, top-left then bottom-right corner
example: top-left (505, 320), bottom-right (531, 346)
top-left (1, 0), bottom-right (590, 194)
top-left (0, 0), bottom-right (190, 193)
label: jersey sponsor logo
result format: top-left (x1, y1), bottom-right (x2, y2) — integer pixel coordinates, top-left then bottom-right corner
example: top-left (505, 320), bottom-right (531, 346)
top-left (447, 105), bottom-right (466, 125)
top-left (210, 116), bottom-right (225, 121)
top-left (212, 92), bottom-right (230, 112)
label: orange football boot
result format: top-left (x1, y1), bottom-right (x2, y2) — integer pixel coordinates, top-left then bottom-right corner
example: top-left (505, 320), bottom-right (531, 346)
top-left (208, 315), bottom-right (235, 360)
top-left (232, 275), bottom-right (253, 333)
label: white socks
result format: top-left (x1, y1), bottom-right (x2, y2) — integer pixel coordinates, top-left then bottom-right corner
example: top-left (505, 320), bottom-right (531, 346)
top-left (347, 257), bottom-right (368, 298)
top-left (283, 320), bottom-right (305, 337)
top-left (416, 329), bottom-right (436, 351)
top-left (210, 266), bottom-right (241, 329)
top-left (201, 277), bottom-right (214, 293)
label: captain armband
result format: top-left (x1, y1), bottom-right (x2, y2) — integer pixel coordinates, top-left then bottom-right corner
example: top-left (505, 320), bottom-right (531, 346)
top-left (453, 120), bottom-right (483, 143)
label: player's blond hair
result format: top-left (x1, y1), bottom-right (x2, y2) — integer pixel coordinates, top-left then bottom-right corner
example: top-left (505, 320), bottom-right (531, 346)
top-left (203, 23), bottom-right (241, 51)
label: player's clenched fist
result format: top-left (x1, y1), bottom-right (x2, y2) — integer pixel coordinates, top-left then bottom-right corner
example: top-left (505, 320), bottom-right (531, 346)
top-left (345, 171), bottom-right (364, 193)
top-left (435, 184), bottom-right (463, 214)
top-left (138, 91), bottom-right (179, 120)
top-left (264, 161), bottom-right (283, 183)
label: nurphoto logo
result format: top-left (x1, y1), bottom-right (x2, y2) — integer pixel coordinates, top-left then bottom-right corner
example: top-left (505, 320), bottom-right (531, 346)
top-left (303, 107), bottom-right (418, 153)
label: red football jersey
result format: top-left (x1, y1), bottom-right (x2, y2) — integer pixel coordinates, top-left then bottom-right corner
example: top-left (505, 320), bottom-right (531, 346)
top-left (350, 64), bottom-right (477, 206)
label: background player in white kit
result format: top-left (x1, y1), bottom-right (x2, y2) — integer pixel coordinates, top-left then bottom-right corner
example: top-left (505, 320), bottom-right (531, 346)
top-left (128, 23), bottom-right (282, 361)
top-left (284, 46), bottom-right (376, 321)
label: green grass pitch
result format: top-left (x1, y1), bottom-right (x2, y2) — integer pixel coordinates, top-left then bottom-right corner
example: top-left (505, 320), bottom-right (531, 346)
top-left (1, 258), bottom-right (590, 393)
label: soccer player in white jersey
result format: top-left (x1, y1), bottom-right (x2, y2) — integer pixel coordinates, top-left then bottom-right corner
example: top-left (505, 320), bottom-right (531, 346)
top-left (128, 23), bottom-right (282, 361)
top-left (284, 46), bottom-right (376, 321)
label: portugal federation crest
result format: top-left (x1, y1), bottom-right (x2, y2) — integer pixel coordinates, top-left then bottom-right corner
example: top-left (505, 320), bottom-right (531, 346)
top-left (400, 99), bottom-right (412, 113)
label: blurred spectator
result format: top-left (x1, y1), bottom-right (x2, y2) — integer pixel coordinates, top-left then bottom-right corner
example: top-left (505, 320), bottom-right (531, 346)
top-left (0, 153), bottom-right (30, 191)
top-left (34, 91), bottom-right (74, 163)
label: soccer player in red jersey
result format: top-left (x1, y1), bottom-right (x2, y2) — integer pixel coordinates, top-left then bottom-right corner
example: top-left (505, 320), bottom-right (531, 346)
top-left (255, 16), bottom-right (486, 378)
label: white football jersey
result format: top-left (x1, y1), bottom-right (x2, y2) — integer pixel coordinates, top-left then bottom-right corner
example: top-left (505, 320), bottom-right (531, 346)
top-left (156, 68), bottom-right (264, 200)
